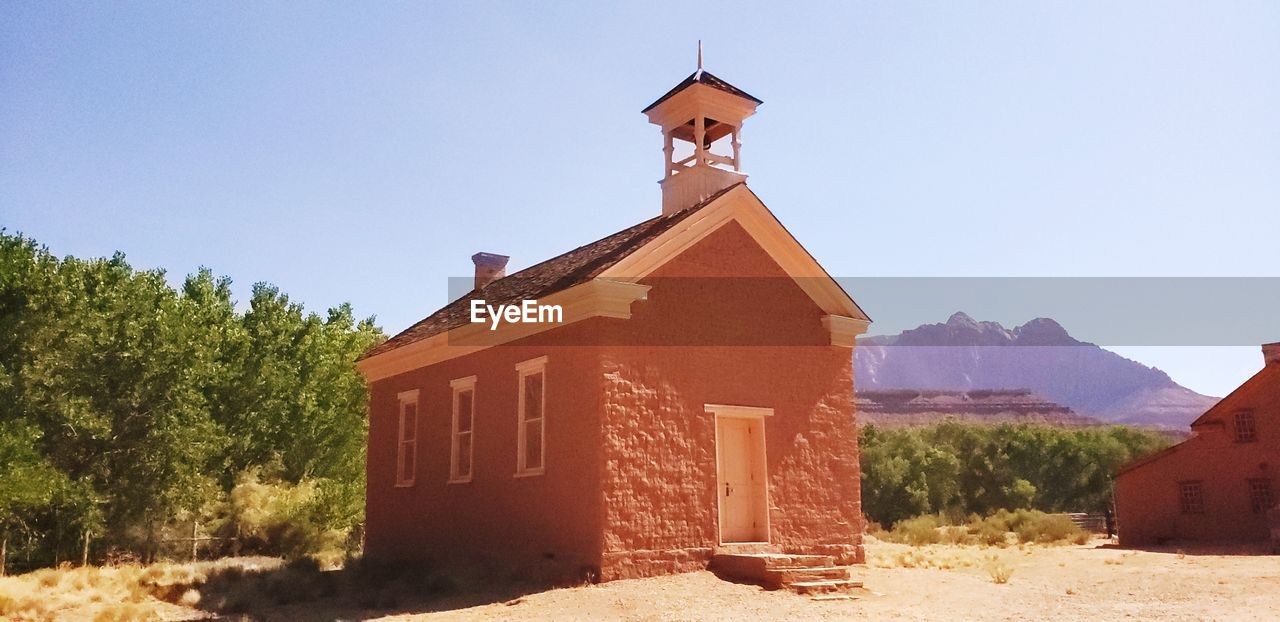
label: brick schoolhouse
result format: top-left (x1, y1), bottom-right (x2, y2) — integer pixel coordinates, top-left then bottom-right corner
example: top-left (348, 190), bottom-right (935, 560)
top-left (1115, 343), bottom-right (1280, 546)
top-left (356, 64), bottom-right (872, 584)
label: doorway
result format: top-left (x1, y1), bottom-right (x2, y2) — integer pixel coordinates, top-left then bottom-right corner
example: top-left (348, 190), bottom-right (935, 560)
top-left (710, 404), bottom-right (771, 543)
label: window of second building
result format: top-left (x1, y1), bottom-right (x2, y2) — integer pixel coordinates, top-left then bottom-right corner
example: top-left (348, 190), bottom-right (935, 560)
top-left (450, 376), bottom-right (477, 483)
top-left (1234, 410), bottom-right (1257, 443)
top-left (1179, 481), bottom-right (1204, 515)
top-left (1249, 479), bottom-right (1273, 514)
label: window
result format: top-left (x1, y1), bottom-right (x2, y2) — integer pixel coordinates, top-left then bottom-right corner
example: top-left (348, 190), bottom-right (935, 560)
top-left (450, 376), bottom-right (477, 483)
top-left (396, 390), bottom-right (419, 487)
top-left (1249, 479), bottom-right (1274, 514)
top-left (1179, 481), bottom-right (1204, 515)
top-left (515, 356), bottom-right (548, 476)
top-left (1234, 410), bottom-right (1257, 443)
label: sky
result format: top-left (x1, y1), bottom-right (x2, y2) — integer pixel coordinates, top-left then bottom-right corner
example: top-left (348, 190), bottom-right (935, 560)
top-left (2, 2), bottom-right (1278, 396)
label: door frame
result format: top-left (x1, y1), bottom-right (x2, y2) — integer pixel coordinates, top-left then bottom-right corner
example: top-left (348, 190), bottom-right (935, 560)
top-left (707, 404), bottom-right (773, 545)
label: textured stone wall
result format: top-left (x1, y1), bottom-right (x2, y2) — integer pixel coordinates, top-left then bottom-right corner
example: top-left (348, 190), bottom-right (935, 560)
top-left (599, 359), bottom-right (719, 579)
top-left (596, 221), bottom-right (864, 580)
top-left (598, 348), bottom-right (863, 580)
top-left (767, 384), bottom-right (864, 564)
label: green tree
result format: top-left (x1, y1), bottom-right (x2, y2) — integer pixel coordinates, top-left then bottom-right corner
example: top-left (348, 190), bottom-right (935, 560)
top-left (860, 422), bottom-right (1172, 526)
top-left (0, 229), bottom-right (383, 566)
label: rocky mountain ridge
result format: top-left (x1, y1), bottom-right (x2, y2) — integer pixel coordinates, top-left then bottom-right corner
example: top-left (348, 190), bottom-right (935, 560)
top-left (854, 312), bottom-right (1218, 429)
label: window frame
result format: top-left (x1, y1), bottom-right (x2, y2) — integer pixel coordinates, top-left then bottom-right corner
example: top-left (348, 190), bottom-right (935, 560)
top-left (1178, 480), bottom-right (1205, 515)
top-left (1233, 410), bottom-right (1258, 443)
top-left (395, 389), bottom-right (420, 487)
top-left (515, 356), bottom-right (548, 478)
top-left (1248, 478), bottom-right (1273, 514)
top-left (449, 376), bottom-right (477, 484)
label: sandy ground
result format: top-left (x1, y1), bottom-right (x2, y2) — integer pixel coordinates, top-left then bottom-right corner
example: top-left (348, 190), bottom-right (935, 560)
top-left (6, 541), bottom-right (1279, 620)
top-left (371, 541), bottom-right (1280, 622)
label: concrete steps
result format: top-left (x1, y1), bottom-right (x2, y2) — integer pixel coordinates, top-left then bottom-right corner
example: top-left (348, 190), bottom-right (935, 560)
top-left (762, 565), bottom-right (850, 588)
top-left (710, 553), bottom-right (863, 598)
top-left (789, 578), bottom-right (864, 596)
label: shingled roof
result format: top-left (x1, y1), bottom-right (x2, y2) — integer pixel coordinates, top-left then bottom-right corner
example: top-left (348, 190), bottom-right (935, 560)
top-left (641, 69), bottom-right (763, 114)
top-left (360, 183), bottom-right (744, 361)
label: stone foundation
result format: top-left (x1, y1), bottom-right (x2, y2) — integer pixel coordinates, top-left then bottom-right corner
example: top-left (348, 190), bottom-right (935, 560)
top-left (601, 547), bottom-right (716, 581)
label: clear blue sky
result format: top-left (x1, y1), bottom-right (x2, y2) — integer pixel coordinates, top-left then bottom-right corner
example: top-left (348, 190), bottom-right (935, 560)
top-left (3, 2), bottom-right (1277, 396)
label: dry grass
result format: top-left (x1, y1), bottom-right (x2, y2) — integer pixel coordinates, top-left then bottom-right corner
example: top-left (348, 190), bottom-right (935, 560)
top-left (865, 535), bottom-right (1029, 573)
top-left (0, 557), bottom-right (280, 621)
top-left (2, 554), bottom-right (502, 620)
top-left (876, 510), bottom-right (1093, 548)
top-left (982, 554), bottom-right (1014, 584)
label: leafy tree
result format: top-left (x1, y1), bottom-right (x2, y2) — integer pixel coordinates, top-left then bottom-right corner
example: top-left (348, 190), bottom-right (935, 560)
top-left (860, 422), bottom-right (1171, 527)
top-left (0, 230), bottom-right (383, 567)
top-left (0, 421), bottom-right (68, 574)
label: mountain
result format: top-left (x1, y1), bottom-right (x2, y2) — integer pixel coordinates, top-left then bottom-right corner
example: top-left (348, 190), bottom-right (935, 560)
top-left (854, 312), bottom-right (1219, 429)
top-left (857, 389), bottom-right (1104, 427)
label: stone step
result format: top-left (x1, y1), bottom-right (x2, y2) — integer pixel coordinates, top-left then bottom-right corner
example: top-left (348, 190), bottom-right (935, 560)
top-left (709, 553), bottom-right (835, 583)
top-left (761, 554), bottom-right (835, 569)
top-left (788, 579), bottom-right (864, 596)
top-left (762, 566), bottom-right (850, 589)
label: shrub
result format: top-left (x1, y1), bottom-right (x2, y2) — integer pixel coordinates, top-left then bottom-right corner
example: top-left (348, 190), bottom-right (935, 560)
top-left (884, 510), bottom-right (1088, 547)
top-left (210, 469), bottom-right (354, 563)
top-left (983, 555), bottom-right (1014, 584)
top-left (962, 509), bottom-right (1086, 545)
top-left (1010, 511), bottom-right (1084, 544)
top-left (888, 515), bottom-right (943, 545)
top-left (966, 516), bottom-right (1010, 547)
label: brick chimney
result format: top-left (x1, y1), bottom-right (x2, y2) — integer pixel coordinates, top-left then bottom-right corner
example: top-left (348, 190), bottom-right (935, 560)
top-left (1264, 342), bottom-right (1280, 367)
top-left (471, 252), bottom-right (509, 290)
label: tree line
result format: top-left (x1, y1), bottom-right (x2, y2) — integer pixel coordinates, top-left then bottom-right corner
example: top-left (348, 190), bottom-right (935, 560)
top-left (0, 230), bottom-right (383, 573)
top-left (859, 422), bottom-right (1172, 527)
top-left (1, 228), bottom-right (1178, 572)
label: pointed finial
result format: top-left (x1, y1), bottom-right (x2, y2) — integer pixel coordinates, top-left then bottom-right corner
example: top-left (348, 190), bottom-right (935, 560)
top-left (697, 40), bottom-right (703, 70)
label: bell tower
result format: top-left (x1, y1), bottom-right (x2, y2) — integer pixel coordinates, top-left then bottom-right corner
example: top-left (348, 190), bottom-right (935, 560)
top-left (642, 49), bottom-right (762, 215)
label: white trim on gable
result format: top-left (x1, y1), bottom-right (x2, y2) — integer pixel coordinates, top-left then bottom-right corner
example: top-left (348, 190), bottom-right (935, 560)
top-left (599, 184), bottom-right (869, 324)
top-left (357, 185), bottom-right (871, 382)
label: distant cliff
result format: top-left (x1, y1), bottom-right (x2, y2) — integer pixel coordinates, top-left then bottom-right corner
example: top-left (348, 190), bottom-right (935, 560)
top-left (854, 312), bottom-right (1219, 429)
top-left (857, 389), bottom-right (1103, 427)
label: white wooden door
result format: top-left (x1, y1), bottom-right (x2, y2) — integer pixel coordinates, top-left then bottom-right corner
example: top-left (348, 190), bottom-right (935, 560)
top-left (717, 416), bottom-right (768, 542)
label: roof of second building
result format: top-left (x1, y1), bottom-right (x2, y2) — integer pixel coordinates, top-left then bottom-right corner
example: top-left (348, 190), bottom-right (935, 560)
top-left (1190, 363), bottom-right (1279, 427)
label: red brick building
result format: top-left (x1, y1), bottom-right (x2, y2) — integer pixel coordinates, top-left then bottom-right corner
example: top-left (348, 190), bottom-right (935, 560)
top-left (356, 67), bottom-right (871, 582)
top-left (1115, 343), bottom-right (1280, 546)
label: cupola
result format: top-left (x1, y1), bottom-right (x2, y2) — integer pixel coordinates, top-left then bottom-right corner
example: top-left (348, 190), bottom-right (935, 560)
top-left (643, 47), bottom-right (762, 215)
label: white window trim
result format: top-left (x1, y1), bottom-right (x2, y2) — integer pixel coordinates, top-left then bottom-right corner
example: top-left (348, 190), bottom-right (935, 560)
top-left (515, 356), bottom-right (548, 477)
top-left (449, 376), bottom-right (477, 484)
top-left (395, 389), bottom-right (420, 488)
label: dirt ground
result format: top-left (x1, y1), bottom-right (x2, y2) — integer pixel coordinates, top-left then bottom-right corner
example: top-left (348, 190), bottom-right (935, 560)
top-left (5, 540), bottom-right (1279, 620)
top-left (371, 540), bottom-right (1280, 622)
